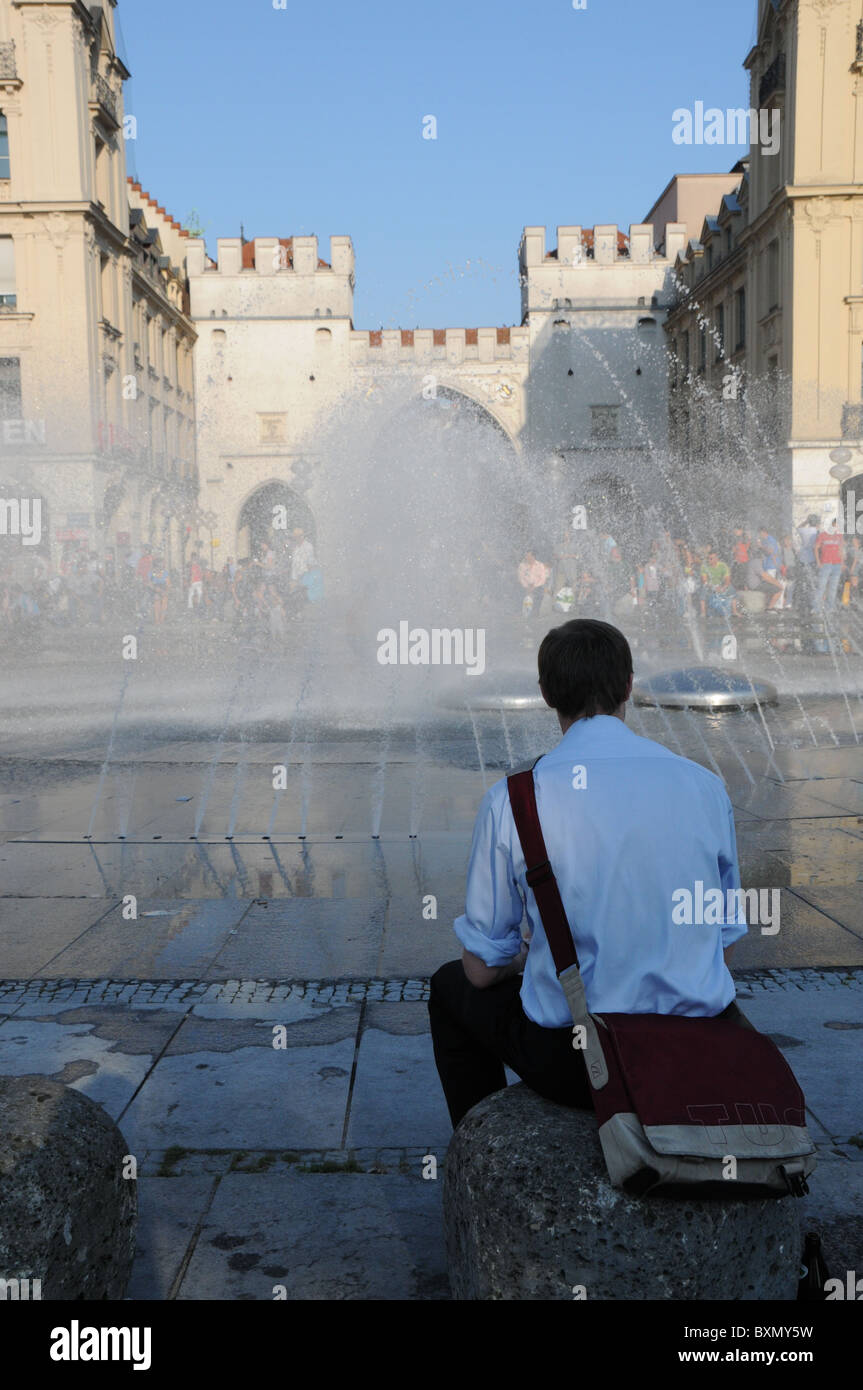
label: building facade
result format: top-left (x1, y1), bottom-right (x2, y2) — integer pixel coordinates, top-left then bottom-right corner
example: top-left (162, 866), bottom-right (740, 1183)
top-left (0, 0), bottom-right (197, 571)
top-left (187, 218), bottom-right (689, 558)
top-left (664, 0), bottom-right (863, 529)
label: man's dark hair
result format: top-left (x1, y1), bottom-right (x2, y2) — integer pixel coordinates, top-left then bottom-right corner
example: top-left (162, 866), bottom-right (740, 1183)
top-left (538, 618), bottom-right (633, 719)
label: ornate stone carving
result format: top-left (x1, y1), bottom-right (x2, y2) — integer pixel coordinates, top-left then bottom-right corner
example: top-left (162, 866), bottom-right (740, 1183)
top-left (44, 212), bottom-right (70, 251)
top-left (83, 222), bottom-right (101, 261)
top-left (30, 6), bottom-right (64, 31)
top-left (804, 0), bottom-right (848, 19)
top-left (802, 195), bottom-right (833, 234)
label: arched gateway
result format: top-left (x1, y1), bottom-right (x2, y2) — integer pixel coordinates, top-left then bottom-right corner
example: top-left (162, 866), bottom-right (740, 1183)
top-left (237, 480), bottom-right (316, 562)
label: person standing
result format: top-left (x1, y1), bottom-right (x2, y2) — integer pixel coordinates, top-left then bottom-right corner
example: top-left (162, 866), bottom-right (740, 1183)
top-left (517, 551), bottom-right (550, 619)
top-left (187, 552), bottom-right (204, 613)
top-left (730, 529), bottom-right (749, 591)
top-left (815, 520), bottom-right (845, 610)
top-left (150, 556), bottom-right (170, 625)
top-left (794, 514), bottom-right (819, 614)
top-left (780, 535), bottom-right (797, 611)
top-left (290, 529), bottom-right (315, 585)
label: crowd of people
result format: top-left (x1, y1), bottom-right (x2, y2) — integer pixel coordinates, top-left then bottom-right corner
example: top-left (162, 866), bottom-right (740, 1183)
top-left (517, 517), bottom-right (862, 627)
top-left (0, 526), bottom-right (323, 640)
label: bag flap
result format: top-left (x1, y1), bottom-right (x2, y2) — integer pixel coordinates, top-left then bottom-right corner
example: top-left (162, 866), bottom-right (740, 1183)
top-left (598, 1012), bottom-right (809, 1143)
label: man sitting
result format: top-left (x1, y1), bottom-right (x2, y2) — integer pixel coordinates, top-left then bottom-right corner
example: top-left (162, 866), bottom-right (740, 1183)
top-left (429, 618), bottom-right (749, 1128)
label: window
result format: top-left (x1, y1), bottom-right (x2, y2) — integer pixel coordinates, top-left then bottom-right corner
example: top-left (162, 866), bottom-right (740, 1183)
top-left (0, 236), bottom-right (15, 307)
top-left (715, 304), bottom-right (724, 359)
top-left (736, 287), bottom-right (746, 350)
top-left (0, 356), bottom-right (21, 417)
top-left (680, 333), bottom-right (690, 373)
top-left (0, 113), bottom-right (9, 180)
top-left (766, 240), bottom-right (779, 312)
top-left (699, 326), bottom-right (707, 371)
top-left (590, 405), bottom-right (620, 441)
top-left (94, 136), bottom-right (109, 209)
top-left (99, 253), bottom-right (112, 323)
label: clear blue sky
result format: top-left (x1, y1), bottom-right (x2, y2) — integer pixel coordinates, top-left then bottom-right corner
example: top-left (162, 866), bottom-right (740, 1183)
top-left (118, 0), bottom-right (758, 330)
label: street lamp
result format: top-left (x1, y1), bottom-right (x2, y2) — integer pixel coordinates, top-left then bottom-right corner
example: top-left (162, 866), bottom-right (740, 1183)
top-left (829, 446), bottom-right (854, 482)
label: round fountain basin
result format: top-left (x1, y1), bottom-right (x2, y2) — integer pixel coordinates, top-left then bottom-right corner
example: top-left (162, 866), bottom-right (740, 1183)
top-left (633, 667), bottom-right (779, 711)
top-left (438, 670), bottom-right (546, 713)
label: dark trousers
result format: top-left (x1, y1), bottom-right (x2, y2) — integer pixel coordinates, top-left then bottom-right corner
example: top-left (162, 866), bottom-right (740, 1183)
top-left (428, 958), bottom-right (754, 1129)
top-left (428, 959), bottom-right (593, 1128)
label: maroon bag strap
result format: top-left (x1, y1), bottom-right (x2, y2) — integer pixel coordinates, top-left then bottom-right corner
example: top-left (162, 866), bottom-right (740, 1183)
top-left (507, 766), bottom-right (580, 976)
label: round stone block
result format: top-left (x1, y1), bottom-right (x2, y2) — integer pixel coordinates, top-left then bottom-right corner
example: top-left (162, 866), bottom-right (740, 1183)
top-left (0, 1075), bottom-right (137, 1300)
top-left (443, 1084), bottom-right (801, 1301)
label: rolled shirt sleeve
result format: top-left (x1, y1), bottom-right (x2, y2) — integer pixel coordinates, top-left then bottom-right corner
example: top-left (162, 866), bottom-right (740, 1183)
top-left (719, 798), bottom-right (749, 949)
top-left (454, 784), bottom-right (525, 966)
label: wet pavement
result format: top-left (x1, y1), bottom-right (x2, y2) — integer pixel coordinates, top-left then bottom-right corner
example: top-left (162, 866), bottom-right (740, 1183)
top-left (1, 644), bottom-right (863, 1299)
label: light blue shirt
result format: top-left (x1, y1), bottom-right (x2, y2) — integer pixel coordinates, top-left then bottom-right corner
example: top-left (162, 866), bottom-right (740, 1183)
top-left (454, 715), bottom-right (748, 1027)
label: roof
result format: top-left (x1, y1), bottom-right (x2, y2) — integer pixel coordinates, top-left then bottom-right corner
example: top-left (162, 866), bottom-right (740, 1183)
top-left (127, 178), bottom-right (189, 237)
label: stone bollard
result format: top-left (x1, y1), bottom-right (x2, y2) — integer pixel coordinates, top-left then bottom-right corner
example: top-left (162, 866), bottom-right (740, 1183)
top-left (443, 1084), bottom-right (801, 1300)
top-left (0, 1076), bottom-right (136, 1300)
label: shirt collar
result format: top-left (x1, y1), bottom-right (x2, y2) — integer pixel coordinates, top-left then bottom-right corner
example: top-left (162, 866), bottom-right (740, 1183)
top-left (557, 713), bottom-right (631, 748)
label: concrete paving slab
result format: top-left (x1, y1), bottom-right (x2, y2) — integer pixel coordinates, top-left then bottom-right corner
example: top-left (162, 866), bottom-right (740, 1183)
top-left (347, 1005), bottom-right (452, 1148)
top-left (730, 891), bottom-right (863, 970)
top-left (0, 1014), bottom-right (168, 1118)
top-left (378, 903), bottom-right (472, 977)
top-left (730, 784), bottom-right (863, 820)
top-left (732, 981), bottom-right (863, 1143)
top-left (798, 1157), bottom-right (863, 1284)
top-left (119, 1035), bottom-right (357, 1152)
top-left (45, 899), bottom-right (253, 979)
top-left (205, 899), bottom-right (386, 979)
top-left (0, 897), bottom-right (118, 976)
top-left (791, 886), bottom-right (863, 938)
top-left (175, 1172), bottom-right (448, 1300)
top-left (127, 1176), bottom-right (217, 1301)
top-left (805, 778), bottom-right (863, 815)
top-left (768, 745), bottom-right (863, 781)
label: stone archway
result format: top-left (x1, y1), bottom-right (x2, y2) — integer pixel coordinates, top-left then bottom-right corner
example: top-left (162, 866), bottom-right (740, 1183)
top-left (237, 480), bottom-right (316, 563)
top-left (424, 383), bottom-right (518, 450)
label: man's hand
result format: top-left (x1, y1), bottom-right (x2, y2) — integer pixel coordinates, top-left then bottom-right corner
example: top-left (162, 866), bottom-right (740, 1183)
top-left (462, 940), bottom-right (529, 990)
